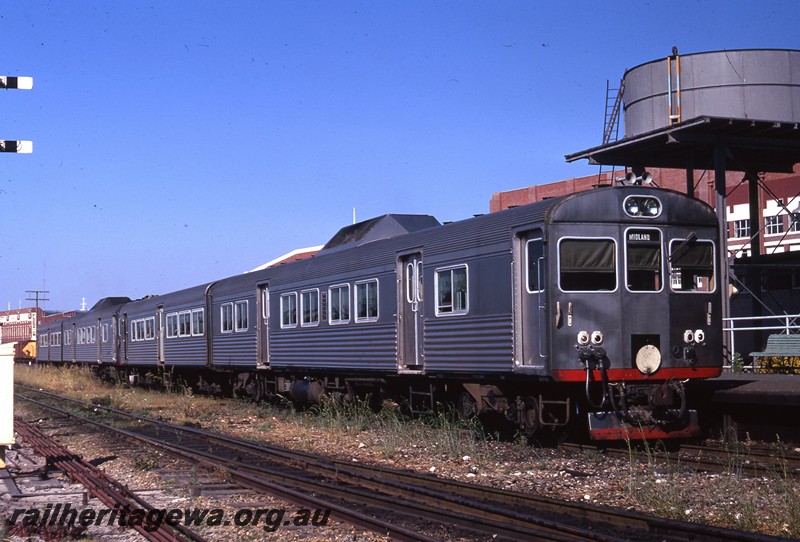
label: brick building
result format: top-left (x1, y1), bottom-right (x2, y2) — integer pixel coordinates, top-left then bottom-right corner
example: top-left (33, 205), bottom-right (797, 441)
top-left (0, 307), bottom-right (43, 343)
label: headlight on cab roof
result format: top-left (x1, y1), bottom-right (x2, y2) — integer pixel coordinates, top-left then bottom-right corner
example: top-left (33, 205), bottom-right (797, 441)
top-left (623, 196), bottom-right (661, 218)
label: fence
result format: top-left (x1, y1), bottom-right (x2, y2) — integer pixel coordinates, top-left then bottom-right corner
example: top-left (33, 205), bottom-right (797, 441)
top-left (724, 313), bottom-right (800, 371)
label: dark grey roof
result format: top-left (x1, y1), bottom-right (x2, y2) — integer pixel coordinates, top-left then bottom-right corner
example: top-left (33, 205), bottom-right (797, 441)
top-left (320, 214), bottom-right (441, 254)
top-left (565, 116), bottom-right (800, 173)
top-left (90, 297), bottom-right (132, 311)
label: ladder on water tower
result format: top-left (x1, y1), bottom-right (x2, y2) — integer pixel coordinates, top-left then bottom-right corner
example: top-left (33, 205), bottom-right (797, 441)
top-left (598, 79), bottom-right (624, 185)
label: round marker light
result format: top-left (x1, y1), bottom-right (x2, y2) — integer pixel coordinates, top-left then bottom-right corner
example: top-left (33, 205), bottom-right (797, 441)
top-left (694, 329), bottom-right (705, 343)
top-left (577, 331), bottom-right (590, 345)
top-left (624, 198), bottom-right (640, 216)
top-left (683, 330), bottom-right (694, 343)
top-left (591, 330), bottom-right (604, 345)
top-left (643, 198), bottom-right (660, 217)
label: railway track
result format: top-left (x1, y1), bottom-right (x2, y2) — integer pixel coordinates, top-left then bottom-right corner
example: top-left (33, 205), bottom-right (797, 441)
top-left (15, 385), bottom-right (795, 542)
top-left (12, 417), bottom-right (206, 542)
top-left (560, 441), bottom-right (800, 478)
top-left (678, 443), bottom-right (800, 477)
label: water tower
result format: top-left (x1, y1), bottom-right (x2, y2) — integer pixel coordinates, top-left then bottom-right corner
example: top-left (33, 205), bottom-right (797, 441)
top-left (566, 48), bottom-right (800, 358)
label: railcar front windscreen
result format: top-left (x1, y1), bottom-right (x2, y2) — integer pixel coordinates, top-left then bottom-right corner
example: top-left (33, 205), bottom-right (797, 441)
top-left (559, 238), bottom-right (616, 292)
top-left (625, 229), bottom-right (662, 292)
top-left (669, 239), bottom-right (715, 292)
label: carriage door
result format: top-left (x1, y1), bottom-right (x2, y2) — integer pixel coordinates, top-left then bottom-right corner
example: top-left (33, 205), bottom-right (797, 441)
top-left (157, 306), bottom-right (165, 364)
top-left (398, 252), bottom-right (424, 371)
top-left (516, 230), bottom-right (547, 368)
top-left (59, 322), bottom-right (65, 363)
top-left (121, 314), bottom-right (128, 362)
top-left (97, 318), bottom-right (103, 362)
top-left (256, 285), bottom-right (270, 369)
top-left (71, 322), bottom-right (77, 363)
top-left (111, 316), bottom-right (118, 363)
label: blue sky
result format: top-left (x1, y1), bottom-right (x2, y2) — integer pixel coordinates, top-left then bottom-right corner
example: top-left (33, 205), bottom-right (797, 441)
top-left (2, 1), bottom-right (798, 311)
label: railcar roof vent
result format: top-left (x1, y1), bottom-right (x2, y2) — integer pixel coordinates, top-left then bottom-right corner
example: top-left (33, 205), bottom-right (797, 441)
top-left (320, 214), bottom-right (440, 254)
top-left (90, 297), bottom-right (132, 311)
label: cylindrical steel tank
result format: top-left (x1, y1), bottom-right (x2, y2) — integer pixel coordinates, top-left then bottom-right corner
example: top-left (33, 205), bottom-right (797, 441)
top-left (623, 49), bottom-right (800, 138)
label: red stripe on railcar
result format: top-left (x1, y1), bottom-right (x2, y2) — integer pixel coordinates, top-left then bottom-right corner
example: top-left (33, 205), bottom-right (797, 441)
top-left (551, 367), bottom-right (722, 382)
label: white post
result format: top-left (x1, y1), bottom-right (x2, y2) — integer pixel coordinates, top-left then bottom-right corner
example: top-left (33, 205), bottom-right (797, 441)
top-left (0, 345), bottom-right (15, 468)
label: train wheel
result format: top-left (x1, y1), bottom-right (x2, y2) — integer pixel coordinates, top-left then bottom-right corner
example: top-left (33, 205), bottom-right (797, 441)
top-left (520, 396), bottom-right (539, 436)
top-left (457, 391), bottom-right (478, 420)
top-left (247, 378), bottom-right (265, 402)
top-left (258, 380), bottom-right (270, 402)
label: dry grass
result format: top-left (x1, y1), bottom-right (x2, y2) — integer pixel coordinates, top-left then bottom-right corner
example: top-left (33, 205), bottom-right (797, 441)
top-left (14, 364), bottom-right (502, 462)
top-left (624, 437), bottom-right (800, 538)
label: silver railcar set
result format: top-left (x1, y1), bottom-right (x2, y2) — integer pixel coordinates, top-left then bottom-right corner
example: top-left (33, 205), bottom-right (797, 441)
top-left (37, 186), bottom-right (723, 441)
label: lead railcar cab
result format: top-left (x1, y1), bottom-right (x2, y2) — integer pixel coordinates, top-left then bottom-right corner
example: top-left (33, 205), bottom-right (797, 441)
top-left (509, 185), bottom-right (722, 440)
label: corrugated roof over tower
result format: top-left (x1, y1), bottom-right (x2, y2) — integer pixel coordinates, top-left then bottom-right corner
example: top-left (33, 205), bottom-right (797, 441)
top-left (623, 48), bottom-right (800, 138)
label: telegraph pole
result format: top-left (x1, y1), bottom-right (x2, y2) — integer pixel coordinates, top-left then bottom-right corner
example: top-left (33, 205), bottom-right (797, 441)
top-left (26, 289), bottom-right (49, 312)
top-left (26, 289), bottom-right (49, 340)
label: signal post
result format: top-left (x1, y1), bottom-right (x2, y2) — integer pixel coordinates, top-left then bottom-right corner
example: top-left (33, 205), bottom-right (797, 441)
top-left (0, 74), bottom-right (33, 469)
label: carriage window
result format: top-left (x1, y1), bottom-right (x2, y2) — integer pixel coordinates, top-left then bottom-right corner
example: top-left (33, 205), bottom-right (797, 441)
top-left (355, 279), bottom-right (379, 322)
top-left (436, 265), bottom-right (468, 315)
top-left (669, 238), bottom-right (715, 292)
top-left (192, 308), bottom-right (205, 336)
top-left (329, 284), bottom-right (350, 324)
top-left (417, 261), bottom-right (423, 301)
top-left (526, 238), bottom-right (544, 292)
top-left (143, 319), bottom-right (152, 340)
top-left (167, 313), bottom-right (179, 338)
top-left (221, 303), bottom-right (234, 333)
top-left (131, 318), bottom-right (145, 342)
top-left (281, 293), bottom-right (298, 328)
top-left (406, 263), bottom-right (414, 303)
top-left (235, 300), bottom-right (249, 332)
top-left (559, 238), bottom-right (616, 291)
top-left (65, 330), bottom-right (72, 346)
top-left (405, 261), bottom-right (423, 303)
top-left (626, 229), bottom-right (662, 292)
top-left (179, 311), bottom-right (192, 336)
top-left (131, 320), bottom-right (147, 342)
top-left (301, 289), bottom-right (320, 326)
top-left (261, 289), bottom-right (269, 319)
